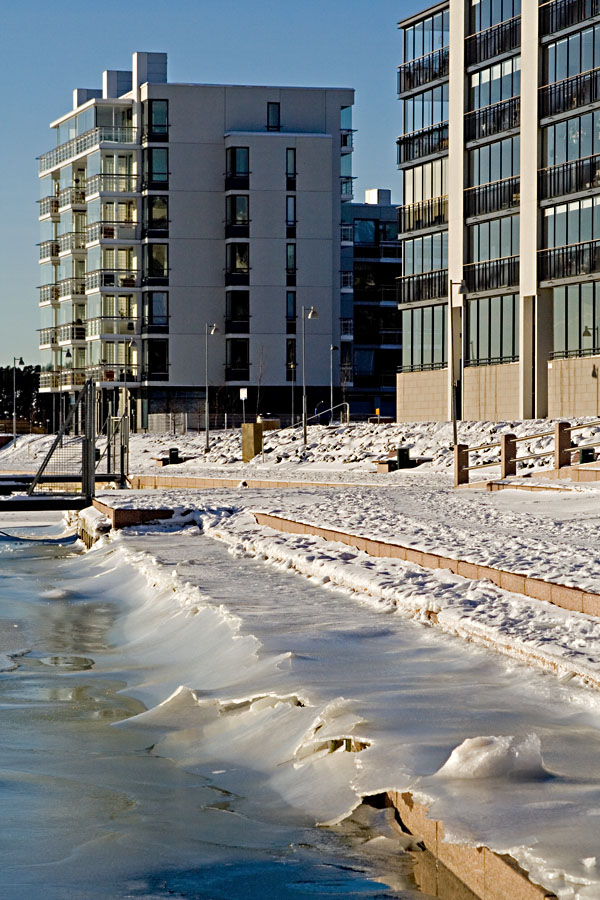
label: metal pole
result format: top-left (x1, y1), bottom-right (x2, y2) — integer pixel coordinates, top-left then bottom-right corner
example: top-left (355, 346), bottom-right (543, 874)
top-left (302, 307), bottom-right (307, 444)
top-left (291, 364), bottom-right (295, 426)
top-left (205, 323), bottom-right (209, 452)
top-left (330, 347), bottom-right (333, 423)
top-left (12, 358), bottom-right (16, 443)
top-left (448, 282), bottom-right (457, 448)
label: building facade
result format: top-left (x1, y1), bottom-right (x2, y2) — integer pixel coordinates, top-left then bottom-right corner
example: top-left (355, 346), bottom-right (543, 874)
top-left (341, 190), bottom-right (402, 417)
top-left (38, 52), bottom-right (354, 428)
top-left (396, 0), bottom-right (600, 422)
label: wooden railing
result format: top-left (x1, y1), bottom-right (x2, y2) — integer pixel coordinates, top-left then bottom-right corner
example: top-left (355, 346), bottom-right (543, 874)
top-left (454, 420), bottom-right (600, 486)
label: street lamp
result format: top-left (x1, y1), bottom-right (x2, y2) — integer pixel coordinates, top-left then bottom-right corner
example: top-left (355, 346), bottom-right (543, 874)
top-left (329, 344), bottom-right (339, 424)
top-left (205, 323), bottom-right (218, 452)
top-left (301, 305), bottom-right (318, 443)
top-left (448, 279), bottom-right (468, 448)
top-left (289, 361), bottom-right (296, 425)
top-left (12, 356), bottom-right (24, 444)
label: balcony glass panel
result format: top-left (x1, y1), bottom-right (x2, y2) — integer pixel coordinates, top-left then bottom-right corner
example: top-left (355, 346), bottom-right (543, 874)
top-left (39, 127), bottom-right (138, 173)
top-left (86, 269), bottom-right (139, 290)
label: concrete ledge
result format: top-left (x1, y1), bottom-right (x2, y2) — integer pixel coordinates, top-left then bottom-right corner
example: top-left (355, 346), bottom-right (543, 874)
top-left (92, 498), bottom-right (174, 529)
top-left (387, 791), bottom-right (557, 900)
top-left (251, 511), bottom-right (599, 620)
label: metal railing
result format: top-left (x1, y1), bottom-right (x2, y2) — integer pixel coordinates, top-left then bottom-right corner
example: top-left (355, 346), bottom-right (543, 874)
top-left (340, 317), bottom-right (354, 335)
top-left (39, 328), bottom-right (57, 347)
top-left (464, 176), bottom-right (520, 217)
top-left (397, 360), bottom-right (447, 373)
top-left (455, 419), bottom-right (600, 485)
top-left (58, 187), bottom-right (86, 208)
top-left (87, 364), bottom-right (139, 383)
top-left (465, 16), bottom-right (521, 66)
top-left (85, 269), bottom-right (139, 290)
top-left (39, 126), bottom-right (138, 172)
top-left (85, 174), bottom-right (138, 195)
top-left (58, 232), bottom-right (86, 253)
top-left (539, 153), bottom-right (600, 199)
top-left (57, 323), bottom-right (86, 342)
top-left (464, 256), bottom-right (519, 291)
top-left (540, 0), bottom-right (600, 35)
top-left (540, 68), bottom-right (600, 118)
top-left (340, 129), bottom-right (355, 150)
top-left (397, 122), bottom-right (448, 164)
top-left (539, 238), bottom-right (600, 280)
top-left (39, 240), bottom-right (59, 261)
top-left (341, 223), bottom-right (353, 242)
top-left (465, 97), bottom-right (520, 141)
top-left (397, 268), bottom-right (448, 304)
top-left (399, 195), bottom-right (448, 232)
top-left (58, 278), bottom-right (85, 297)
top-left (39, 284), bottom-right (58, 303)
top-left (86, 316), bottom-right (137, 337)
top-left (397, 46), bottom-right (449, 94)
top-left (86, 221), bottom-right (139, 242)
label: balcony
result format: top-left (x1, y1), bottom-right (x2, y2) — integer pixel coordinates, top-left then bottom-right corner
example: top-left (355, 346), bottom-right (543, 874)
top-left (464, 176), bottom-right (520, 217)
top-left (58, 232), bottom-right (86, 254)
top-left (39, 197), bottom-right (58, 219)
top-left (341, 129), bottom-right (355, 152)
top-left (398, 195), bottom-right (448, 233)
top-left (60, 368), bottom-right (87, 389)
top-left (225, 268), bottom-right (250, 287)
top-left (379, 329), bottom-right (403, 345)
top-left (397, 47), bottom-right (449, 95)
top-left (225, 366), bottom-right (250, 381)
top-left (341, 176), bottom-right (355, 198)
top-left (39, 284), bottom-right (58, 304)
top-left (39, 328), bottom-right (57, 348)
top-left (86, 174), bottom-right (138, 196)
top-left (340, 317), bottom-right (354, 337)
top-left (39, 126), bottom-right (138, 173)
top-left (397, 122), bottom-right (448, 165)
top-left (354, 286), bottom-right (400, 303)
top-left (340, 363), bottom-right (354, 385)
top-left (540, 0), bottom-right (600, 36)
top-left (39, 240), bottom-right (59, 262)
top-left (39, 371), bottom-right (61, 390)
top-left (465, 17), bottom-right (521, 66)
top-left (57, 323), bottom-right (86, 342)
top-left (397, 268), bottom-right (448, 304)
top-left (464, 256), bottom-right (519, 291)
top-left (465, 97), bottom-right (520, 142)
top-left (88, 364), bottom-right (140, 384)
top-left (58, 187), bottom-right (86, 210)
top-left (540, 68), bottom-right (600, 118)
top-left (86, 317), bottom-right (138, 337)
top-left (539, 154), bottom-right (600, 199)
top-left (341, 223), bottom-right (353, 243)
top-left (86, 221), bottom-right (139, 243)
top-left (539, 239), bottom-right (600, 280)
top-left (341, 271), bottom-right (354, 288)
top-left (58, 277), bottom-right (85, 298)
top-left (85, 269), bottom-right (139, 291)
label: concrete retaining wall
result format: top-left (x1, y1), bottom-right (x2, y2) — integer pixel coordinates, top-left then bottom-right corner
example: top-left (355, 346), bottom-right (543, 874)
top-left (548, 356), bottom-right (600, 417)
top-left (396, 369), bottom-right (448, 422)
top-left (463, 363), bottom-right (520, 421)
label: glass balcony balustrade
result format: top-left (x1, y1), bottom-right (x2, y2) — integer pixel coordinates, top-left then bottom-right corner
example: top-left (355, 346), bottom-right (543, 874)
top-left (340, 317), bottom-right (354, 336)
top-left (39, 126), bottom-right (139, 173)
top-left (85, 174), bottom-right (138, 196)
top-left (58, 278), bottom-right (85, 298)
top-left (39, 240), bottom-right (59, 261)
top-left (58, 232), bottom-right (86, 254)
top-left (39, 197), bottom-right (58, 219)
top-left (87, 363), bottom-right (140, 384)
top-left (57, 187), bottom-right (86, 209)
top-left (86, 221), bottom-right (139, 243)
top-left (57, 323), bottom-right (86, 342)
top-left (39, 284), bottom-right (59, 304)
top-left (86, 317), bottom-right (138, 337)
top-left (225, 366), bottom-right (250, 381)
top-left (224, 318), bottom-right (250, 334)
top-left (39, 328), bottom-right (58, 347)
top-left (39, 371), bottom-right (61, 390)
top-left (85, 269), bottom-right (139, 290)
top-left (341, 224), bottom-right (353, 243)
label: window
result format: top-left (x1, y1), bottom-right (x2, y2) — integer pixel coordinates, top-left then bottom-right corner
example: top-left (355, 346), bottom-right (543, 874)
top-left (403, 158), bottom-right (447, 205)
top-left (469, 57), bottom-right (521, 112)
top-left (226, 338), bottom-right (249, 379)
top-left (267, 102), bottom-right (280, 131)
top-left (543, 111), bottom-right (600, 167)
top-left (286, 290), bottom-right (296, 333)
top-left (401, 304), bottom-right (447, 371)
top-left (286, 244), bottom-right (296, 272)
top-left (469, 0), bottom-right (520, 35)
top-left (226, 243), bottom-right (249, 272)
top-left (286, 196), bottom-right (296, 226)
top-left (469, 136), bottom-right (520, 186)
top-left (226, 291), bottom-right (249, 332)
top-left (403, 84), bottom-right (449, 133)
top-left (145, 99), bottom-right (168, 137)
top-left (543, 196), bottom-right (600, 247)
top-left (143, 292), bottom-right (168, 331)
top-left (143, 196), bottom-right (168, 235)
top-left (545, 25), bottom-right (600, 85)
top-left (402, 9), bottom-right (450, 63)
top-left (286, 338), bottom-right (296, 380)
top-left (226, 195), bottom-right (249, 225)
top-left (143, 148), bottom-right (168, 187)
top-left (226, 147), bottom-right (249, 177)
top-left (286, 148), bottom-right (296, 177)
top-left (403, 231), bottom-right (448, 274)
top-left (553, 283), bottom-right (600, 357)
top-left (143, 244), bottom-right (168, 282)
top-left (354, 219), bottom-right (377, 244)
top-left (467, 294), bottom-right (519, 365)
top-left (468, 215), bottom-right (519, 262)
top-left (144, 339), bottom-right (169, 379)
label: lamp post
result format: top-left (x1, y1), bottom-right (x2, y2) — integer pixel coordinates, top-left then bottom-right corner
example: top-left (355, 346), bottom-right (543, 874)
top-left (329, 344), bottom-right (338, 424)
top-left (448, 279), bottom-right (468, 447)
top-left (290, 361), bottom-right (296, 425)
top-left (205, 323), bottom-right (218, 452)
top-left (12, 356), bottom-right (24, 444)
top-left (301, 305), bottom-right (318, 444)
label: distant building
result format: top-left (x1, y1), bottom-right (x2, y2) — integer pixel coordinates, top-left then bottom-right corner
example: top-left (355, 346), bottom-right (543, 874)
top-left (396, 0), bottom-right (600, 422)
top-left (341, 190), bottom-right (402, 418)
top-left (37, 52), bottom-right (354, 428)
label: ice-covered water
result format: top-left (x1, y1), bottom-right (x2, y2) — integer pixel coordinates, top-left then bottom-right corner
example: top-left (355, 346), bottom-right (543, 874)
top-left (0, 515), bottom-right (424, 900)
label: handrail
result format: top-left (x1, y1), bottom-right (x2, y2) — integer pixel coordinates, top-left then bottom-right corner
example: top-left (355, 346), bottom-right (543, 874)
top-left (260, 402), bottom-right (350, 462)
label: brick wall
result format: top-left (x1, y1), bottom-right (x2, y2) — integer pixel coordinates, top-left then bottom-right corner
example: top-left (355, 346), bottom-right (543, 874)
top-left (463, 362), bottom-right (520, 420)
top-left (548, 356), bottom-right (600, 418)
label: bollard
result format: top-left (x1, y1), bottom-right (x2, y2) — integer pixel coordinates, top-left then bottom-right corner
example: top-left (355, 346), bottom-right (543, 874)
top-left (554, 421), bottom-right (571, 469)
top-left (454, 444), bottom-right (469, 487)
top-left (500, 433), bottom-right (517, 478)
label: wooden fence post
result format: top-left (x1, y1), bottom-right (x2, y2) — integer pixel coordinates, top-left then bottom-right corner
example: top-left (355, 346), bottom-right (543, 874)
top-left (554, 421), bottom-right (571, 470)
top-left (500, 433), bottom-right (517, 478)
top-left (454, 444), bottom-right (469, 487)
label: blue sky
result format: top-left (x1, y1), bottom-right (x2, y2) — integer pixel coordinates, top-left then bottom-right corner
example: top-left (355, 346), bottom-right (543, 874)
top-left (0, 0), bottom-right (423, 366)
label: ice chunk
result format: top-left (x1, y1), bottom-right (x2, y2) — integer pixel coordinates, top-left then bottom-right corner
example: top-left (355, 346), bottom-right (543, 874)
top-left (434, 734), bottom-right (548, 780)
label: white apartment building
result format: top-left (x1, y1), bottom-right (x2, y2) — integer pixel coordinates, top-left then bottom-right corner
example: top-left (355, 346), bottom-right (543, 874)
top-left (38, 52), bottom-right (354, 428)
top-left (396, 0), bottom-right (600, 422)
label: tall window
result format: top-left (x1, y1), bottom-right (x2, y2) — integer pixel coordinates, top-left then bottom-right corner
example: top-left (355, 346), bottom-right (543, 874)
top-left (143, 196), bottom-right (168, 235)
top-left (267, 102), bottom-right (281, 131)
top-left (226, 243), bottom-right (249, 272)
top-left (545, 25), bottom-right (600, 85)
top-left (143, 244), bottom-right (168, 283)
top-left (401, 304), bottom-right (447, 371)
top-left (286, 290), bottom-right (296, 333)
top-left (543, 196), bottom-right (600, 247)
top-left (469, 0), bottom-right (520, 35)
top-left (286, 196), bottom-right (296, 226)
top-left (286, 148), bottom-right (296, 189)
top-left (402, 9), bottom-right (450, 63)
top-left (469, 57), bottom-right (521, 111)
top-left (543, 111), bottom-right (600, 167)
top-left (469, 136), bottom-right (520, 186)
top-left (226, 338), bottom-right (249, 380)
top-left (553, 282), bottom-right (600, 357)
top-left (403, 84), bottom-right (449, 133)
top-left (286, 244), bottom-right (296, 273)
top-left (143, 292), bottom-right (169, 331)
top-left (145, 100), bottom-right (168, 138)
top-left (226, 195), bottom-right (249, 225)
top-left (226, 147), bottom-right (249, 176)
top-left (286, 338), bottom-right (296, 380)
top-left (467, 294), bottom-right (519, 365)
top-left (468, 214), bottom-right (519, 262)
top-left (143, 148), bottom-right (168, 187)
top-left (226, 291), bottom-right (250, 331)
top-left (144, 339), bottom-right (169, 379)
